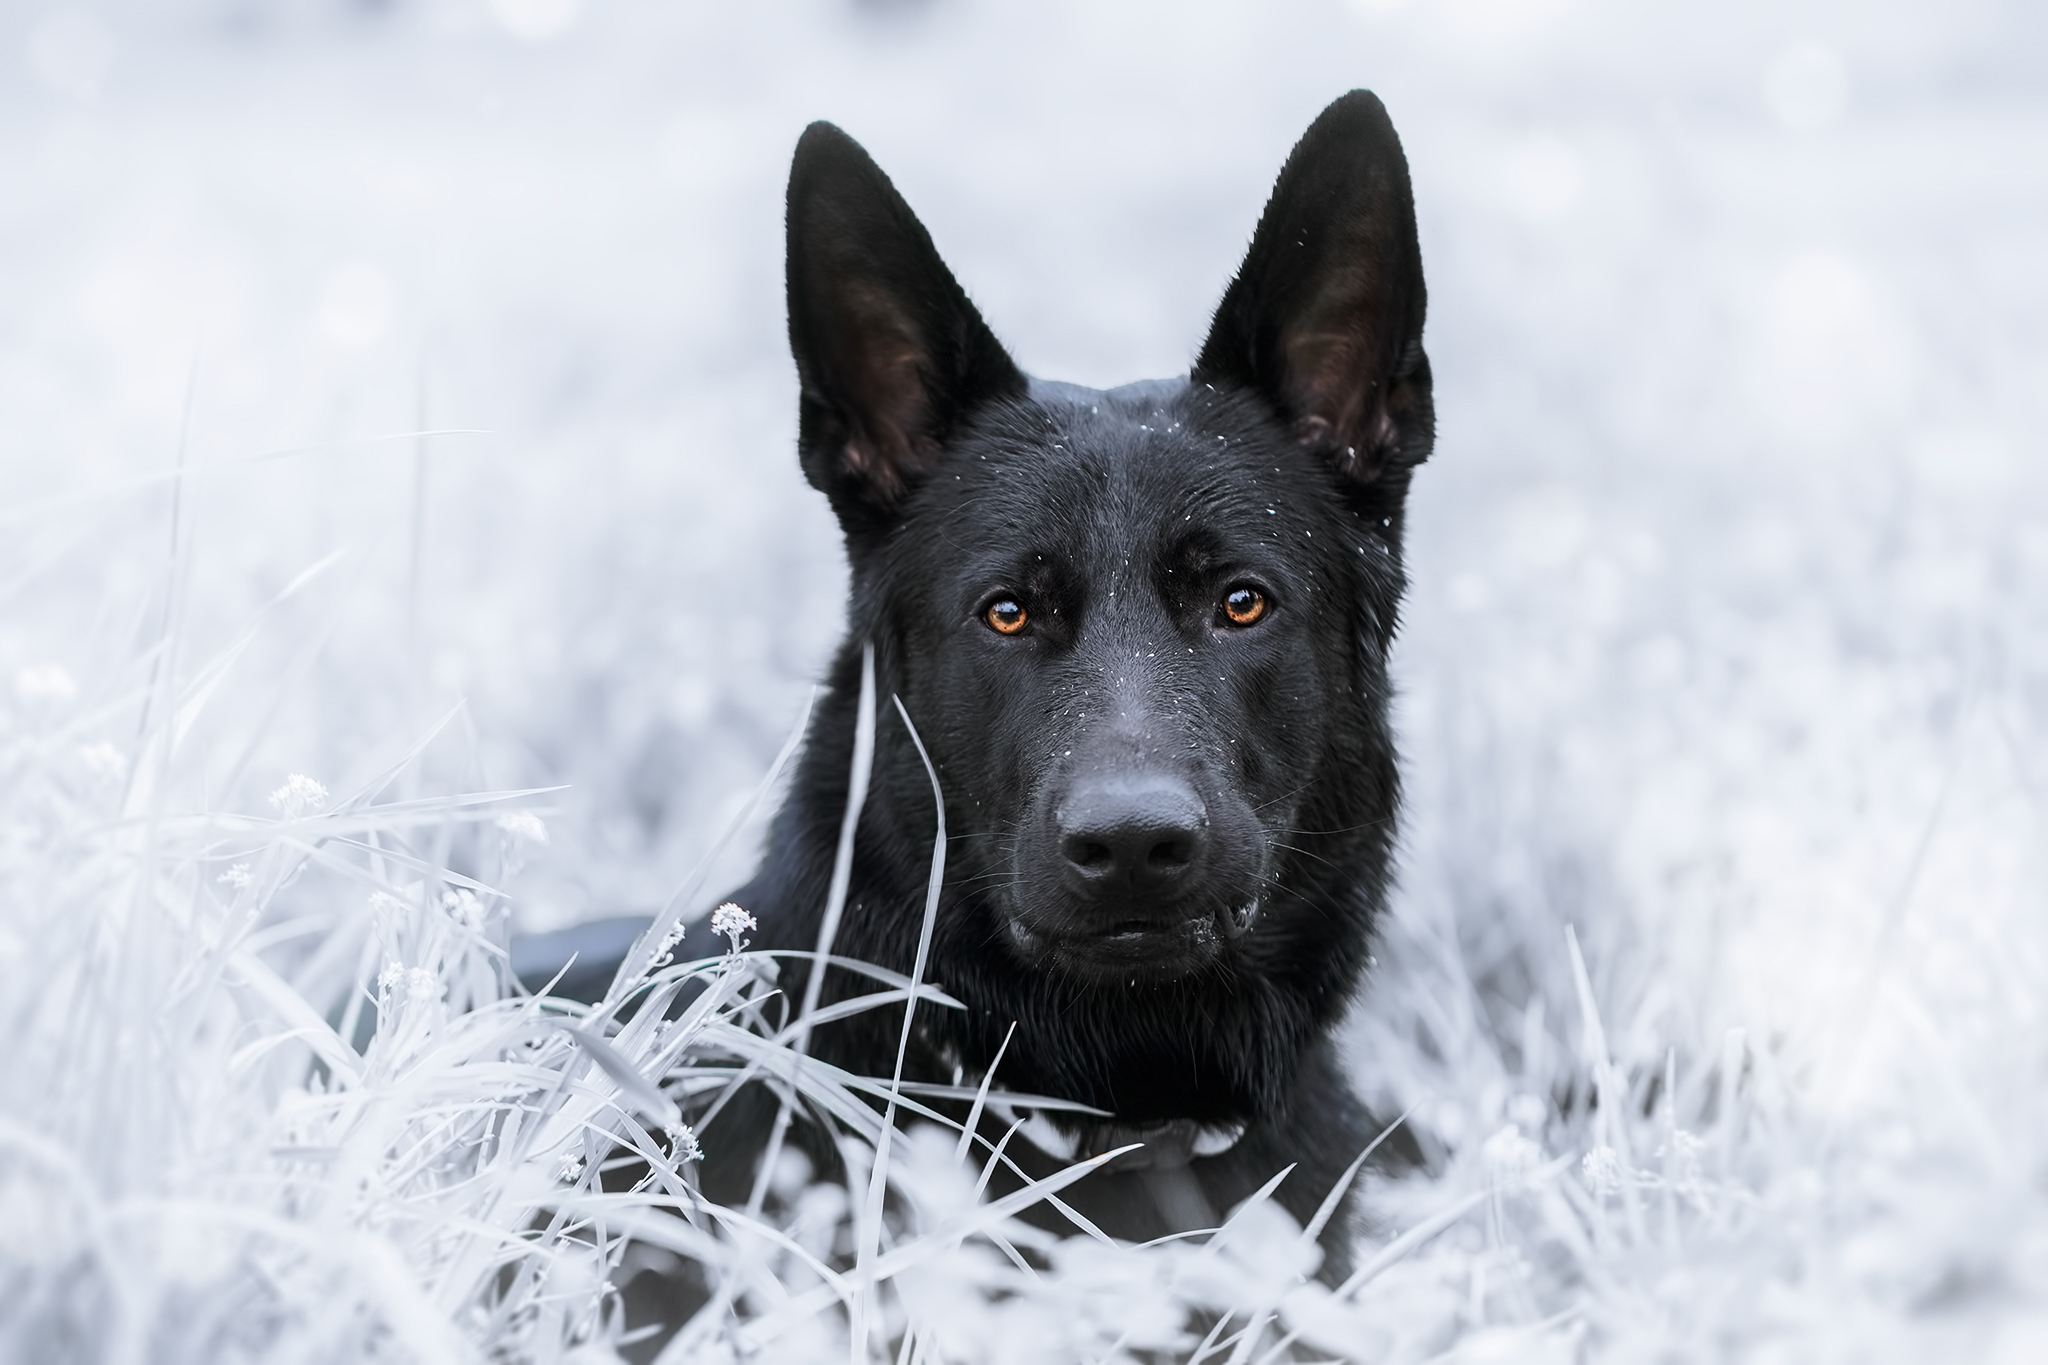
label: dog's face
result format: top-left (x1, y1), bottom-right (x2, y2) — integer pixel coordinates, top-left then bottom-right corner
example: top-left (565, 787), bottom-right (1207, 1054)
top-left (784, 94), bottom-right (1431, 1118)
top-left (875, 381), bottom-right (1408, 986)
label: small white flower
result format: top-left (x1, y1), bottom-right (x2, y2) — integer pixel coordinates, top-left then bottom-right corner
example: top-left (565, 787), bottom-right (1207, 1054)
top-left (1506, 1093), bottom-right (1548, 1131)
top-left (1582, 1145), bottom-right (1624, 1198)
top-left (1482, 1124), bottom-right (1541, 1183)
top-left (377, 960), bottom-right (406, 994)
top-left (649, 918), bottom-right (688, 969)
top-left (671, 1126), bottom-right (704, 1164)
top-left (442, 888), bottom-right (486, 930)
top-left (494, 810), bottom-right (549, 845)
top-left (219, 863), bottom-right (253, 890)
top-left (368, 891), bottom-right (407, 915)
top-left (405, 967), bottom-right (439, 1003)
top-left (268, 774), bottom-right (329, 818)
top-left (710, 902), bottom-right (756, 954)
top-left (1659, 1128), bottom-right (1709, 1202)
top-left (1660, 1128), bottom-right (1706, 1167)
top-left (16, 664), bottom-right (76, 704)
top-left (559, 1153), bottom-right (584, 1182)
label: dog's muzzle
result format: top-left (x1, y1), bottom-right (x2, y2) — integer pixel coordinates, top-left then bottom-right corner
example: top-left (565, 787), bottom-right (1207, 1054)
top-left (1003, 768), bottom-right (1264, 978)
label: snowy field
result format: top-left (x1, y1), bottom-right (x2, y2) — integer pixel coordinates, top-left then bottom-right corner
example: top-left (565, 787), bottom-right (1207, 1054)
top-left (3, 0), bottom-right (2045, 1359)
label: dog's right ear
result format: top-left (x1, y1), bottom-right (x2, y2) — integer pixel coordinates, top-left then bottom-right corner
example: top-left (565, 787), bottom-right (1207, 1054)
top-left (1194, 92), bottom-right (1432, 486)
top-left (786, 123), bottom-right (1025, 524)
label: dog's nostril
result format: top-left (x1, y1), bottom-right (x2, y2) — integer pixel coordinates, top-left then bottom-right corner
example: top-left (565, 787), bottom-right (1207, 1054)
top-left (1147, 838), bottom-right (1193, 870)
top-left (1069, 840), bottom-right (1114, 873)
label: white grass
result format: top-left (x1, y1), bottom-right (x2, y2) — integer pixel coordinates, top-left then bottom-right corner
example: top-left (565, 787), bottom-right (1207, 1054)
top-left (5, 0), bottom-right (2046, 1360)
top-left (0, 615), bottom-right (1421, 1363)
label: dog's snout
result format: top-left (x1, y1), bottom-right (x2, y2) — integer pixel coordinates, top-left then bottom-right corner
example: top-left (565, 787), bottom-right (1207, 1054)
top-left (1057, 776), bottom-right (1208, 895)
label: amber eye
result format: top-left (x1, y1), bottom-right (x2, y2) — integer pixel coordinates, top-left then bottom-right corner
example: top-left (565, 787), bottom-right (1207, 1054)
top-left (985, 599), bottom-right (1029, 635)
top-left (1221, 586), bottom-right (1268, 627)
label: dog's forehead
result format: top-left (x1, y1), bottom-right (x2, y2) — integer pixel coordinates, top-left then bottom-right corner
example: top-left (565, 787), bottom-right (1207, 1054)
top-left (1012, 376), bottom-right (1318, 523)
top-left (1023, 378), bottom-right (1203, 454)
top-left (919, 375), bottom-right (1341, 580)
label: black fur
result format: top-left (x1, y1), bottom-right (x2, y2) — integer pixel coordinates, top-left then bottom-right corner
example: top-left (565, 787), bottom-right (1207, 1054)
top-left (705, 90), bottom-right (1433, 1266)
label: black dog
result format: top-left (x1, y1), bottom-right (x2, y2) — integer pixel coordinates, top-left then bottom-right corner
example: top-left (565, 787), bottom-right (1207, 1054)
top-left (530, 89), bottom-right (1431, 1274)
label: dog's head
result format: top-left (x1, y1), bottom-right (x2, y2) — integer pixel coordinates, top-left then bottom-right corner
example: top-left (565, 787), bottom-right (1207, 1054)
top-left (785, 93), bottom-right (1431, 1120)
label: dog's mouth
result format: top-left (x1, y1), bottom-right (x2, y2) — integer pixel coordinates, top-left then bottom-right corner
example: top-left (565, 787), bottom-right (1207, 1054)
top-left (1004, 899), bottom-right (1259, 978)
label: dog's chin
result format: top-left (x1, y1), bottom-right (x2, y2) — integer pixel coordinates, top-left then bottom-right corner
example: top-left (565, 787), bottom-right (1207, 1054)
top-left (1002, 901), bottom-right (1259, 984)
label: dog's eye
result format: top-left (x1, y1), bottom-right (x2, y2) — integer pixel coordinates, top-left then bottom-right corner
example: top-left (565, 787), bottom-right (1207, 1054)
top-left (1220, 586), bottom-right (1268, 628)
top-left (985, 599), bottom-right (1029, 635)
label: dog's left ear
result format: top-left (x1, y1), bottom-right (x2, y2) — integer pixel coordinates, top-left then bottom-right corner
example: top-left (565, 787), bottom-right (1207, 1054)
top-left (786, 122), bottom-right (1026, 524)
top-left (1194, 91), bottom-right (1432, 484)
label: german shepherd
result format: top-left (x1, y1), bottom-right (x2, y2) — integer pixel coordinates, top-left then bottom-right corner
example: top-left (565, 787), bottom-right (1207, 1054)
top-left (531, 89), bottom-right (1432, 1279)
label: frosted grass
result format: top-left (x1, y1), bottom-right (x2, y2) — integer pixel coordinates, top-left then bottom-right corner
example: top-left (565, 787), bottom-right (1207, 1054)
top-left (0, 607), bottom-right (1434, 1363)
top-left (13, 563), bottom-right (2035, 1360)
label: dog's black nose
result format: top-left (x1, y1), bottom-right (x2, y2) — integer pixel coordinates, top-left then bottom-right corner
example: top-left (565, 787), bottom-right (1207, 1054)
top-left (1057, 775), bottom-right (1208, 897)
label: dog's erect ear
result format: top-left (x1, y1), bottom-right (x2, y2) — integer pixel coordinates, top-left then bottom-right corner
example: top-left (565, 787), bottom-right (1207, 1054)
top-left (786, 122), bottom-right (1025, 518)
top-left (1194, 91), bottom-right (1432, 484)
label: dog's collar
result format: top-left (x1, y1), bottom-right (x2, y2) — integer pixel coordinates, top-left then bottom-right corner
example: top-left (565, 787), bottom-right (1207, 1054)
top-left (934, 1042), bottom-right (1249, 1170)
top-left (1006, 1107), bottom-right (1248, 1173)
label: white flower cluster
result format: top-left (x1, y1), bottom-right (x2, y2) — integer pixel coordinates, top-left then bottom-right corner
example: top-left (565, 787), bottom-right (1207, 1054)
top-left (1657, 1129), bottom-right (1713, 1210)
top-left (442, 887), bottom-right (487, 931)
top-left (376, 960), bottom-right (440, 1005)
top-left (1482, 1123), bottom-right (1542, 1183)
top-left (268, 773), bottom-right (329, 818)
top-left (649, 918), bottom-right (687, 969)
top-left (218, 862), bottom-right (253, 891)
top-left (1659, 1128), bottom-right (1706, 1178)
top-left (710, 902), bottom-right (756, 954)
top-left (1581, 1144), bottom-right (1624, 1198)
top-left (15, 663), bottom-right (76, 703)
top-left (494, 810), bottom-right (549, 845)
top-left (78, 741), bottom-right (124, 781)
